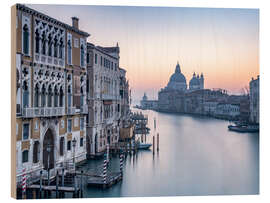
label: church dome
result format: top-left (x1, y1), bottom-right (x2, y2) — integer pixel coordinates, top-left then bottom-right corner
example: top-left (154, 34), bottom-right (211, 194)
top-left (166, 62), bottom-right (187, 91)
top-left (189, 76), bottom-right (200, 86)
top-left (169, 63), bottom-right (186, 83)
top-left (142, 93), bottom-right (148, 101)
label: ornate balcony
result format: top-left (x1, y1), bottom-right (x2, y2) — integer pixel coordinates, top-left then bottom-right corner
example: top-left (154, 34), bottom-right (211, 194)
top-left (101, 93), bottom-right (121, 101)
top-left (34, 53), bottom-right (64, 68)
top-left (67, 106), bottom-right (76, 115)
top-left (22, 107), bottom-right (65, 118)
top-left (80, 105), bottom-right (88, 114)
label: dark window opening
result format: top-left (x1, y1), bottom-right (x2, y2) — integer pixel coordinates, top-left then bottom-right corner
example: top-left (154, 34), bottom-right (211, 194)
top-left (22, 150), bottom-right (29, 163)
top-left (67, 140), bottom-right (71, 151)
top-left (80, 137), bottom-right (83, 147)
top-left (60, 137), bottom-right (64, 156)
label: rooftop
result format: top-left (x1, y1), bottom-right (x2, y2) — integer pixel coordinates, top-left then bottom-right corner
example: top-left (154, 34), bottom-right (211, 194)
top-left (17, 4), bottom-right (90, 37)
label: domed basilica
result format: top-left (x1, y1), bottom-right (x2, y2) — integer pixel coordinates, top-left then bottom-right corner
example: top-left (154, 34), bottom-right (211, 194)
top-left (164, 62), bottom-right (204, 92)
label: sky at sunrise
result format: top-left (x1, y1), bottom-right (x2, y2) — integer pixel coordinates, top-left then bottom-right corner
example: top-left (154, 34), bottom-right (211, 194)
top-left (27, 4), bottom-right (259, 103)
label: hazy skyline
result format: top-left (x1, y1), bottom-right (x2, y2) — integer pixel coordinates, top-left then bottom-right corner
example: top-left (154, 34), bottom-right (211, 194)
top-left (27, 4), bottom-right (259, 102)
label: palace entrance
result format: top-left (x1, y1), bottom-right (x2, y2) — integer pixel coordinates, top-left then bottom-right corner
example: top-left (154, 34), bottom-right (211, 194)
top-left (43, 128), bottom-right (55, 170)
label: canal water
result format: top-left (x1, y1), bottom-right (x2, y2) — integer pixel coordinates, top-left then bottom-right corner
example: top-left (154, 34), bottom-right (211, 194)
top-left (80, 109), bottom-right (259, 197)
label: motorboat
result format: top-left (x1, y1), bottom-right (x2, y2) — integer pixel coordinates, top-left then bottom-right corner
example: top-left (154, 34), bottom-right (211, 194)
top-left (228, 123), bottom-right (259, 133)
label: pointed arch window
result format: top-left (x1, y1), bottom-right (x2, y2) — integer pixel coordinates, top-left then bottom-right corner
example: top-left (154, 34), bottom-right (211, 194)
top-left (59, 86), bottom-right (64, 107)
top-left (47, 85), bottom-right (52, 107)
top-left (35, 30), bottom-right (40, 54)
top-left (54, 37), bottom-right (58, 57)
top-left (68, 85), bottom-right (72, 107)
top-left (59, 38), bottom-right (63, 59)
top-left (42, 32), bottom-right (46, 55)
top-left (80, 85), bottom-right (84, 106)
top-left (22, 81), bottom-right (29, 108)
top-left (59, 39), bottom-right (63, 58)
top-left (67, 40), bottom-right (72, 64)
top-left (54, 86), bottom-right (58, 107)
top-left (23, 24), bottom-right (29, 55)
top-left (34, 84), bottom-right (39, 107)
top-left (100, 107), bottom-right (103, 121)
top-left (41, 85), bottom-right (46, 107)
top-left (95, 107), bottom-right (97, 123)
top-left (48, 35), bottom-right (52, 57)
top-left (80, 44), bottom-right (85, 67)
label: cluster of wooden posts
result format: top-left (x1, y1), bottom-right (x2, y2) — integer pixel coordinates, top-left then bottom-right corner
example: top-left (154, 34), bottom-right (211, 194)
top-left (87, 151), bottom-right (124, 189)
top-left (18, 168), bottom-right (85, 199)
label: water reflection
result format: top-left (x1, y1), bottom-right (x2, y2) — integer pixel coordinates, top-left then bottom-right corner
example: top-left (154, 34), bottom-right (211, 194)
top-left (81, 109), bottom-right (259, 197)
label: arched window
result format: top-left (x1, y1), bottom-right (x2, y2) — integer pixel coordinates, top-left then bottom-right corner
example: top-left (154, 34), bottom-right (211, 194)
top-left (54, 86), bottom-right (58, 107)
top-left (59, 137), bottom-right (64, 156)
top-left (35, 30), bottom-right (40, 54)
top-left (34, 84), bottom-right (39, 107)
top-left (54, 37), bottom-right (58, 57)
top-left (100, 107), bottom-right (103, 121)
top-left (41, 84), bottom-right (46, 107)
top-left (80, 44), bottom-right (84, 66)
top-left (68, 85), bottom-right (72, 107)
top-left (23, 24), bottom-right (29, 55)
top-left (59, 39), bottom-right (63, 59)
top-left (67, 40), bottom-right (72, 64)
top-left (22, 150), bottom-right (29, 163)
top-left (42, 31), bottom-right (46, 55)
top-left (59, 86), bottom-right (64, 107)
top-left (48, 35), bottom-right (52, 57)
top-left (47, 85), bottom-right (52, 107)
top-left (80, 86), bottom-right (84, 106)
top-left (95, 107), bottom-right (97, 123)
top-left (22, 81), bottom-right (29, 108)
top-left (33, 141), bottom-right (40, 163)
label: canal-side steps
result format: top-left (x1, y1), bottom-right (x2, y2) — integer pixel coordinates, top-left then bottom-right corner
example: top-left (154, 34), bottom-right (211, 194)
top-left (87, 172), bottom-right (122, 189)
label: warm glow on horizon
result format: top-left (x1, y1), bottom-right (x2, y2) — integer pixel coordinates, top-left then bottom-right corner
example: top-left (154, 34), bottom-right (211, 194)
top-left (27, 4), bottom-right (259, 101)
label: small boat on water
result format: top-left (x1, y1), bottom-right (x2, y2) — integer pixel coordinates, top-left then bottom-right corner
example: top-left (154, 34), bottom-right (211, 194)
top-left (137, 143), bottom-right (152, 150)
top-left (131, 140), bottom-right (152, 150)
top-left (228, 123), bottom-right (259, 133)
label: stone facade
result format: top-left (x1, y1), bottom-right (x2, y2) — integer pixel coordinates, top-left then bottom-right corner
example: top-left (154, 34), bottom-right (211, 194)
top-left (249, 76), bottom-right (259, 124)
top-left (86, 43), bottom-right (126, 157)
top-left (15, 4), bottom-right (89, 183)
top-left (119, 68), bottom-right (130, 124)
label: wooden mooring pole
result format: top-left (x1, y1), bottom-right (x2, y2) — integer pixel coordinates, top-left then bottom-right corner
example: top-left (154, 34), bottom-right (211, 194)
top-left (103, 157), bottom-right (107, 188)
top-left (120, 153), bottom-right (123, 177)
top-left (39, 170), bottom-right (42, 199)
top-left (56, 170), bottom-right (59, 198)
top-left (153, 135), bottom-right (155, 155)
top-left (80, 170), bottom-right (83, 198)
top-left (62, 168), bottom-right (64, 186)
top-left (73, 173), bottom-right (77, 198)
top-left (157, 133), bottom-right (159, 152)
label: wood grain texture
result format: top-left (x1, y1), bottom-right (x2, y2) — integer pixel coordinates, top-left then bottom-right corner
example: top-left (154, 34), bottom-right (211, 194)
top-left (11, 4), bottom-right (17, 199)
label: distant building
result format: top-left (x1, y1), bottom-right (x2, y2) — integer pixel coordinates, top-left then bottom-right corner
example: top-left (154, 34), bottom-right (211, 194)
top-left (189, 72), bottom-right (204, 91)
top-left (204, 100), bottom-right (218, 116)
top-left (86, 42), bottom-right (122, 157)
top-left (215, 103), bottom-right (240, 119)
top-left (158, 62), bottom-right (205, 112)
top-left (119, 68), bottom-right (130, 124)
top-left (140, 93), bottom-right (158, 110)
top-left (250, 76), bottom-right (259, 124)
top-left (162, 62), bottom-right (204, 92)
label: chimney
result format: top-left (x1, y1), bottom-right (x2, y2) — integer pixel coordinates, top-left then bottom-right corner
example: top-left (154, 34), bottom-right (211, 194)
top-left (72, 17), bottom-right (79, 29)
